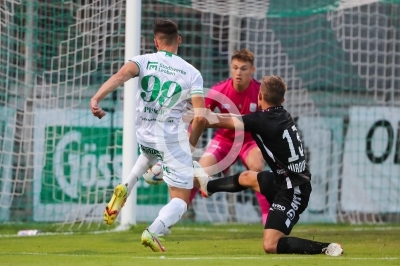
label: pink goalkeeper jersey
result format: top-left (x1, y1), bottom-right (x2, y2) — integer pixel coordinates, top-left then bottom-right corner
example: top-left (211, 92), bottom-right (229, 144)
top-left (206, 78), bottom-right (260, 142)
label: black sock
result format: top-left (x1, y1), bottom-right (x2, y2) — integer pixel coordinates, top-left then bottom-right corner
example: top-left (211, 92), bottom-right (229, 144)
top-left (276, 237), bottom-right (330, 254)
top-left (207, 173), bottom-right (246, 193)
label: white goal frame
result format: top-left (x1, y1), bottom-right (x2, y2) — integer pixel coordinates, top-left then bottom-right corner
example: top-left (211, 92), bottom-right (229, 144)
top-left (119, 0), bottom-right (141, 229)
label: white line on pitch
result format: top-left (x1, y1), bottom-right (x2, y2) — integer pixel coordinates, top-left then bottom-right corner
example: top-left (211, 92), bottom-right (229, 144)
top-left (0, 225), bottom-right (398, 238)
top-left (0, 252), bottom-right (399, 261)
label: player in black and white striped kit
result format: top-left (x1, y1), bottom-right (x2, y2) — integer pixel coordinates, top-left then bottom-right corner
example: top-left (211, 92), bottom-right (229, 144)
top-left (196, 75), bottom-right (343, 256)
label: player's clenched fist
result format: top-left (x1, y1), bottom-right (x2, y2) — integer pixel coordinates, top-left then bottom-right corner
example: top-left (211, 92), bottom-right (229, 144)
top-left (90, 98), bottom-right (106, 119)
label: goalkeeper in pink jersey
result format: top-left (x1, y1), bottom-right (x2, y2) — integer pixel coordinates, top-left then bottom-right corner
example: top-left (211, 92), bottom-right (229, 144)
top-left (190, 49), bottom-right (270, 224)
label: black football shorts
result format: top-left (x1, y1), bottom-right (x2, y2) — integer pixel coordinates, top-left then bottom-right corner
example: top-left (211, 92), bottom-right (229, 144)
top-left (257, 171), bottom-right (312, 235)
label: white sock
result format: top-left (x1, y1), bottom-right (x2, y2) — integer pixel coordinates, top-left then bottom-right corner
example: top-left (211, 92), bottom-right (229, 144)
top-left (148, 198), bottom-right (187, 235)
top-left (125, 154), bottom-right (157, 195)
top-left (125, 171), bottom-right (139, 195)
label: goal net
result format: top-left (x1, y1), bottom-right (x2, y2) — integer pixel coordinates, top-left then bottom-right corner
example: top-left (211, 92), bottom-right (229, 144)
top-left (0, 0), bottom-right (399, 231)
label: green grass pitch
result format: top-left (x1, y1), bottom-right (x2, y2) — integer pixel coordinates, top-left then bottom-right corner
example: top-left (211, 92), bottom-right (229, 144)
top-left (0, 223), bottom-right (399, 266)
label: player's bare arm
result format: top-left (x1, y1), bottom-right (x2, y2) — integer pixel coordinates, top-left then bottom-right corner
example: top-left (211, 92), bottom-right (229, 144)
top-left (90, 62), bottom-right (139, 119)
top-left (188, 94), bottom-right (207, 150)
top-left (182, 109), bottom-right (243, 130)
top-left (205, 113), bottom-right (244, 130)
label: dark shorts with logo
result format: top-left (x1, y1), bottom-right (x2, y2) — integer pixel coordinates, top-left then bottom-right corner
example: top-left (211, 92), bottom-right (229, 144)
top-left (257, 171), bottom-right (312, 235)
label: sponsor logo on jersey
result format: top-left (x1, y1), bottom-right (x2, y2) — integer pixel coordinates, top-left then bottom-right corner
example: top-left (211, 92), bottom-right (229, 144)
top-left (249, 103), bottom-right (257, 112)
top-left (140, 144), bottom-right (164, 160)
top-left (143, 107), bottom-right (169, 115)
top-left (147, 61), bottom-right (158, 70)
top-left (276, 168), bottom-right (287, 175)
top-left (159, 63), bottom-right (186, 75)
top-left (285, 187), bottom-right (301, 227)
top-left (272, 203), bottom-right (286, 211)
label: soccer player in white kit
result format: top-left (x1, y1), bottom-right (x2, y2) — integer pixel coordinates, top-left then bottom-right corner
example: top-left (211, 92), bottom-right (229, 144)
top-left (90, 19), bottom-right (207, 252)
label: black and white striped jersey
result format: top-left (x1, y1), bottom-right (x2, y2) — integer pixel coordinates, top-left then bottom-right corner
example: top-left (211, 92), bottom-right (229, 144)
top-left (242, 106), bottom-right (311, 189)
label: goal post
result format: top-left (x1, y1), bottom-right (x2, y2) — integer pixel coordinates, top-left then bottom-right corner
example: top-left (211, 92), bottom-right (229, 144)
top-left (119, 0), bottom-right (142, 230)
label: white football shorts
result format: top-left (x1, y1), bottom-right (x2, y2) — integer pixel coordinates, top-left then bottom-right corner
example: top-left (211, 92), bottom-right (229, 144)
top-left (138, 139), bottom-right (194, 189)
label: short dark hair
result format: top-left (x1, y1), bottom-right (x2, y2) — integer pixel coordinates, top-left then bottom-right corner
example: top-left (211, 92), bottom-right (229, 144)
top-left (153, 19), bottom-right (179, 45)
top-left (260, 76), bottom-right (287, 105)
top-left (231, 49), bottom-right (254, 65)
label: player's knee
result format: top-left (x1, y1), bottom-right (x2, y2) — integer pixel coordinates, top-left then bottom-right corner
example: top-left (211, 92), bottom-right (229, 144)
top-left (170, 197), bottom-right (187, 214)
top-left (263, 241), bottom-right (277, 254)
top-left (238, 171), bottom-right (256, 186)
top-left (238, 171), bottom-right (251, 185)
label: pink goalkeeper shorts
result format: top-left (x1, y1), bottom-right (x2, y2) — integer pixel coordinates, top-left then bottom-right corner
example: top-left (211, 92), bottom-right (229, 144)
top-left (204, 135), bottom-right (258, 170)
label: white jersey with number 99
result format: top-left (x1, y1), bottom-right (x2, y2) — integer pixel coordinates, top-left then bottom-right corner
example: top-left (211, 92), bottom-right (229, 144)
top-left (129, 50), bottom-right (204, 144)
